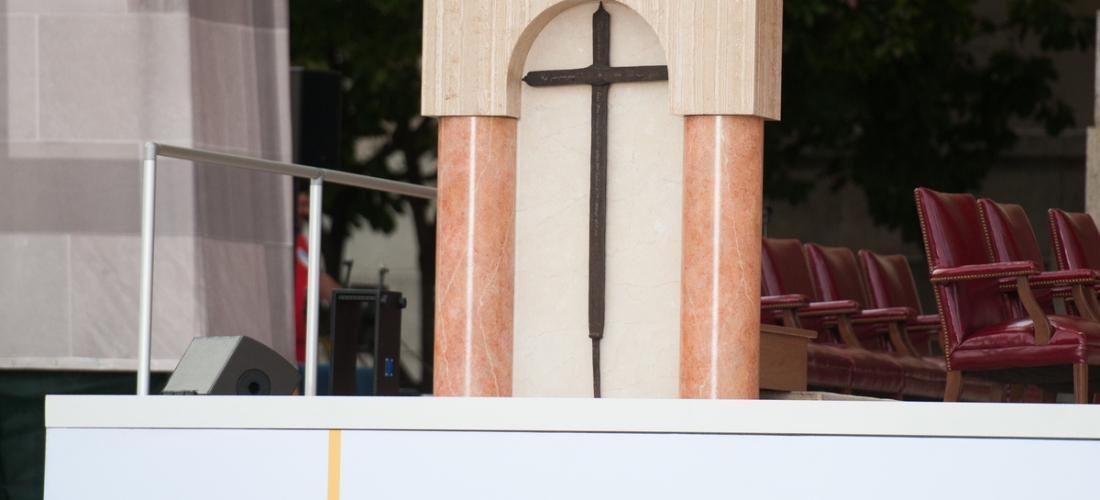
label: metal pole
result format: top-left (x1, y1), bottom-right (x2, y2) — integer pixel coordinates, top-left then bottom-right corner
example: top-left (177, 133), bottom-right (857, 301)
top-left (304, 175), bottom-right (324, 396)
top-left (137, 143), bottom-right (158, 396)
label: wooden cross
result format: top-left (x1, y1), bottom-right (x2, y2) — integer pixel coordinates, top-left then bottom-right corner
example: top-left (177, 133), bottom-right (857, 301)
top-left (523, 3), bottom-right (668, 398)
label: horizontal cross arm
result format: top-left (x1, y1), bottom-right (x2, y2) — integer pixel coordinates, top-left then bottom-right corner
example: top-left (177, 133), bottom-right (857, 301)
top-left (523, 65), bottom-right (668, 88)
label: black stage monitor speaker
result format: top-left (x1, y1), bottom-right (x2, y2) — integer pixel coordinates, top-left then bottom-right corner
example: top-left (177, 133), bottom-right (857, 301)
top-left (330, 289), bottom-right (405, 396)
top-left (162, 336), bottom-right (301, 395)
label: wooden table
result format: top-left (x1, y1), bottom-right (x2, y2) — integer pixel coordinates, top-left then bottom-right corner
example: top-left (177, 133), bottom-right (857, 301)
top-left (760, 323), bottom-right (817, 392)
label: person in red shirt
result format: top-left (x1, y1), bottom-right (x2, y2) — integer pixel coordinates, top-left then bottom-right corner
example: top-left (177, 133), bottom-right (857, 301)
top-left (294, 187), bottom-right (341, 364)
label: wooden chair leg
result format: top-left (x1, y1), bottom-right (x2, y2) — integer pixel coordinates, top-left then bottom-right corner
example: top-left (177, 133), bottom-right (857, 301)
top-left (989, 383), bottom-right (1006, 403)
top-left (945, 371), bottom-right (962, 402)
top-left (886, 322), bottom-right (918, 357)
top-left (781, 309), bottom-right (800, 329)
top-left (1008, 384), bottom-right (1026, 403)
top-left (1074, 363), bottom-right (1089, 404)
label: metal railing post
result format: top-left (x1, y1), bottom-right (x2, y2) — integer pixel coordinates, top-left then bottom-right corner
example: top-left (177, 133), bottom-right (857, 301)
top-left (137, 143), bottom-right (158, 396)
top-left (135, 143), bottom-right (435, 397)
top-left (304, 175), bottom-right (324, 396)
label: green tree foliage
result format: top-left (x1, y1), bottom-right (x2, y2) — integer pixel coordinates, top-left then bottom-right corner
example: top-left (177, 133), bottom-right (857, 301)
top-left (768, 0), bottom-right (1093, 243)
top-left (289, 0), bottom-right (437, 392)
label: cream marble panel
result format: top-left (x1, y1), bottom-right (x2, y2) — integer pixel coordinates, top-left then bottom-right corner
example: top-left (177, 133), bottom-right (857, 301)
top-left (190, 17), bottom-right (262, 155)
top-left (602, 79), bottom-right (683, 398)
top-left (8, 0), bottom-right (128, 14)
top-left (4, 15), bottom-right (37, 140)
top-left (38, 13), bottom-right (192, 141)
top-left (194, 166), bottom-right (289, 243)
top-left (263, 242), bottom-right (294, 363)
top-left (0, 157), bottom-right (144, 235)
top-left (199, 238), bottom-right (276, 347)
top-left (6, 141), bottom-right (139, 160)
top-left (153, 157), bottom-right (199, 237)
top-left (70, 234), bottom-right (200, 363)
top-left (70, 234), bottom-right (141, 359)
top-left (0, 234), bottom-right (71, 357)
top-left (514, 3), bottom-right (683, 398)
top-left (514, 6), bottom-right (594, 398)
top-left (251, 27), bottom-right (291, 161)
top-left (0, 3), bottom-right (292, 372)
top-left (271, 27), bottom-right (292, 161)
top-left (126, 0), bottom-right (189, 14)
top-left (421, 0), bottom-right (782, 118)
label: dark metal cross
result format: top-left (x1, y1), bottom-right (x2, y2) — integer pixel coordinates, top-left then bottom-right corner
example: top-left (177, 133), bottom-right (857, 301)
top-left (522, 3), bottom-right (668, 398)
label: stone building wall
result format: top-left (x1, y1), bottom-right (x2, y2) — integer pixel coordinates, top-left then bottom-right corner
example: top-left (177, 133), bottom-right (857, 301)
top-left (0, 0), bottom-right (294, 371)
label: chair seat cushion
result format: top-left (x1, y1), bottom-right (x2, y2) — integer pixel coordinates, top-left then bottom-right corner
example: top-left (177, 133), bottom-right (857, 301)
top-left (951, 315), bottom-right (1100, 371)
top-left (822, 344), bottom-right (905, 395)
top-left (806, 344), bottom-right (852, 391)
top-left (889, 354), bottom-right (946, 400)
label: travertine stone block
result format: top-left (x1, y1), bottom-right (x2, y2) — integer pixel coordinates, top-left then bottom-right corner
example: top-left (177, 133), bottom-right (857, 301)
top-left (422, 0), bottom-right (782, 119)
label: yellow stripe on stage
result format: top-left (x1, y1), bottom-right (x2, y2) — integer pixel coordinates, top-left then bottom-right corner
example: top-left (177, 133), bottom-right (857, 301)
top-left (327, 430), bottom-right (342, 500)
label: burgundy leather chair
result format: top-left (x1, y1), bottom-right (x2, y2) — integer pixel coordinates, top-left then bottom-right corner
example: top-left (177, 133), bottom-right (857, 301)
top-left (1048, 208), bottom-right (1100, 310)
top-left (1048, 209), bottom-right (1100, 272)
top-left (857, 249), bottom-right (1001, 402)
top-left (857, 251), bottom-right (941, 357)
top-left (804, 243), bottom-right (949, 400)
top-left (915, 188), bottom-right (1100, 403)
top-left (979, 200), bottom-right (1099, 321)
top-left (762, 238), bottom-right (906, 397)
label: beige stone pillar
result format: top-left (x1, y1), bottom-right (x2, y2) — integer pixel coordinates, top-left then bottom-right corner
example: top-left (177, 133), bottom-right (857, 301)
top-left (434, 116), bottom-right (517, 396)
top-left (679, 115), bottom-right (763, 399)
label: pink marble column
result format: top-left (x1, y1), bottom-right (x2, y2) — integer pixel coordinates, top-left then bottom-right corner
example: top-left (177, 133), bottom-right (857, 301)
top-left (680, 115), bottom-right (764, 399)
top-left (434, 116), bottom-right (517, 397)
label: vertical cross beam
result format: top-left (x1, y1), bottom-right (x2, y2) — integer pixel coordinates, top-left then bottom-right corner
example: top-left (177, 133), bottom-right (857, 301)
top-left (523, 3), bottom-right (668, 397)
top-left (587, 5), bottom-right (610, 398)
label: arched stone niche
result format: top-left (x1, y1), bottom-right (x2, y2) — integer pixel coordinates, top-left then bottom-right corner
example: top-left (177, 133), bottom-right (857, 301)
top-left (422, 0), bottom-right (782, 119)
top-left (513, 2), bottom-right (684, 397)
top-left (428, 0), bottom-right (776, 399)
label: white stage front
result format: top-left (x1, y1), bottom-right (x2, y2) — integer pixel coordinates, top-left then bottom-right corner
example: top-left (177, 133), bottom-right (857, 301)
top-left (44, 396), bottom-right (1100, 499)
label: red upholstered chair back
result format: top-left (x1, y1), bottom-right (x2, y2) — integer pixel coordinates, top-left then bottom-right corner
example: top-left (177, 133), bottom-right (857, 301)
top-left (978, 200), bottom-right (1045, 265)
top-left (804, 244), bottom-right (867, 306)
top-left (915, 188), bottom-right (1006, 352)
top-left (979, 199), bottom-right (1055, 316)
top-left (1048, 208), bottom-right (1100, 272)
top-left (761, 238), bottom-right (818, 299)
top-left (804, 243), bottom-right (883, 349)
top-left (857, 250), bottom-right (923, 313)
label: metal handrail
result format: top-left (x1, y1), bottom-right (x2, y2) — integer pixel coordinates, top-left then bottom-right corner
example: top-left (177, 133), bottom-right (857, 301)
top-left (138, 142), bottom-right (437, 396)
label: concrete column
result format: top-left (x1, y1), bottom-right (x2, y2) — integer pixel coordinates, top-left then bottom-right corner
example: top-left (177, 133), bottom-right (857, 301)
top-left (434, 116), bottom-right (517, 397)
top-left (679, 115), bottom-right (763, 399)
